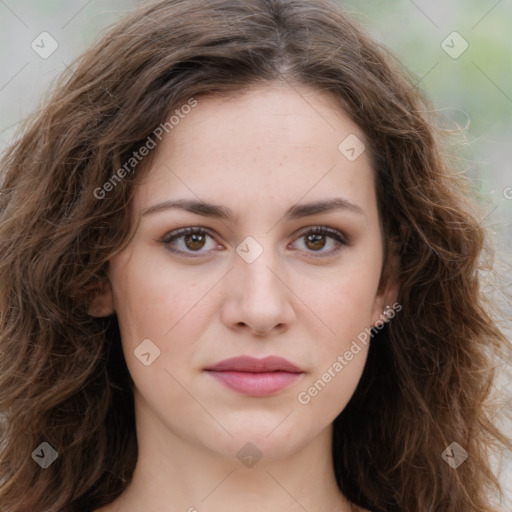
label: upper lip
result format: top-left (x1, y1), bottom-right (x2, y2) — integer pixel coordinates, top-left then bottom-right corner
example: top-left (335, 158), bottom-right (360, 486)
top-left (204, 355), bottom-right (303, 373)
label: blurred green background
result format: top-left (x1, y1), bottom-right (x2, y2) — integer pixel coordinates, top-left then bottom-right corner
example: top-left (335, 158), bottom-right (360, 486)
top-left (341, 0), bottom-right (512, 255)
top-left (0, 0), bottom-right (510, 506)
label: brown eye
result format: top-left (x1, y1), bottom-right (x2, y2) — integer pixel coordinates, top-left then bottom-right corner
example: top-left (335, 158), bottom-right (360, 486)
top-left (160, 227), bottom-right (218, 256)
top-left (292, 226), bottom-right (348, 256)
top-left (304, 233), bottom-right (327, 251)
top-left (183, 232), bottom-right (207, 251)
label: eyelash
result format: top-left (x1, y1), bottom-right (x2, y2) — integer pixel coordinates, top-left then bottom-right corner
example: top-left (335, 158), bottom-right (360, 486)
top-left (158, 226), bottom-right (349, 258)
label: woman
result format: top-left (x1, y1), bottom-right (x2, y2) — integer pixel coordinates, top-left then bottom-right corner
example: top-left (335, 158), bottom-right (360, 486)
top-left (0, 0), bottom-right (510, 511)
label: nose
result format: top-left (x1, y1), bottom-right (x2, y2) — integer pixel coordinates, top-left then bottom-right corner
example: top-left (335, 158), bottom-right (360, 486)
top-left (219, 241), bottom-right (296, 337)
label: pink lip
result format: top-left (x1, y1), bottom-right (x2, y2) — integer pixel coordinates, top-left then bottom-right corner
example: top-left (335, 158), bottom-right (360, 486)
top-left (204, 355), bottom-right (304, 397)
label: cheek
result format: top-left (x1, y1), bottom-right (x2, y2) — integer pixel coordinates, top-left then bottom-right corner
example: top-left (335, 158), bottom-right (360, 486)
top-left (109, 256), bottom-right (203, 421)
top-left (293, 270), bottom-right (375, 418)
top-left (296, 344), bottom-right (368, 420)
top-left (110, 247), bottom-right (205, 341)
top-left (292, 241), bottom-right (381, 406)
top-left (109, 248), bottom-right (217, 387)
top-left (300, 246), bottom-right (382, 342)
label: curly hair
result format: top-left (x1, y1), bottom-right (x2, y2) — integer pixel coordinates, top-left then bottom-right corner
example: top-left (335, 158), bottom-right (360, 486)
top-left (0, 0), bottom-right (510, 511)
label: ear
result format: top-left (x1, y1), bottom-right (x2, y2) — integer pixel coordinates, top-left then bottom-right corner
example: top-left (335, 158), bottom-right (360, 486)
top-left (370, 239), bottom-right (401, 327)
top-left (87, 280), bottom-right (115, 317)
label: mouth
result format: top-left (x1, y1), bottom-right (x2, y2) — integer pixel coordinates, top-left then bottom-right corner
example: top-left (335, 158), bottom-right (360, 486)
top-left (204, 355), bottom-right (305, 397)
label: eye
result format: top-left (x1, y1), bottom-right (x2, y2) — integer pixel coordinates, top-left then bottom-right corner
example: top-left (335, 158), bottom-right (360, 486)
top-left (290, 226), bottom-right (349, 256)
top-left (158, 225), bottom-right (349, 258)
top-left (159, 227), bottom-right (219, 256)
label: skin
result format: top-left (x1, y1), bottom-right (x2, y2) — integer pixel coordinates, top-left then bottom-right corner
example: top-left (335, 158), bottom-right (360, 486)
top-left (91, 82), bottom-right (398, 512)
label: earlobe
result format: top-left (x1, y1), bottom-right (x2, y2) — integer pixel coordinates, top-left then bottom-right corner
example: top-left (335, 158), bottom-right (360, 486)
top-left (371, 241), bottom-right (401, 327)
top-left (87, 280), bottom-right (115, 317)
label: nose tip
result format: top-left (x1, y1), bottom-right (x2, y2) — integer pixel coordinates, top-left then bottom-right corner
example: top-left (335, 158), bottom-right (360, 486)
top-left (235, 320), bottom-right (287, 337)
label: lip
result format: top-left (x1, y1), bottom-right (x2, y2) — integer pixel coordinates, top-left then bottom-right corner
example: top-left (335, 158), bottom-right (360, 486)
top-left (205, 355), bottom-right (303, 373)
top-left (204, 355), bottom-right (304, 397)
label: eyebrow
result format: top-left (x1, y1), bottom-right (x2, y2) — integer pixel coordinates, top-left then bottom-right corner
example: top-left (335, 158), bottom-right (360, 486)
top-left (141, 197), bottom-right (365, 221)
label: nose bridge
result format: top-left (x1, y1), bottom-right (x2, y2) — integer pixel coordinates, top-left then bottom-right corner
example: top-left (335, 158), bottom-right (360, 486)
top-left (221, 233), bottom-right (295, 334)
top-left (235, 234), bottom-right (283, 298)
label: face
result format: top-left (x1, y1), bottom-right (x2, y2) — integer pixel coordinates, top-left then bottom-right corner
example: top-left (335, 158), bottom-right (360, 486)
top-left (93, 83), bottom-right (398, 463)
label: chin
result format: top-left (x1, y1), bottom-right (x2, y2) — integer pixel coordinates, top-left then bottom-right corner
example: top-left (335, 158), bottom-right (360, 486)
top-left (198, 419), bottom-right (317, 463)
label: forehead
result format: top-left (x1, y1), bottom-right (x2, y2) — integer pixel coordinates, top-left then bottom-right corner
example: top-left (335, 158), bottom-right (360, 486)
top-left (134, 83), bottom-right (377, 223)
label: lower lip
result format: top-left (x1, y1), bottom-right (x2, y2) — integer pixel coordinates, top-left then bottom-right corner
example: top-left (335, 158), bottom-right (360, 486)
top-left (206, 370), bottom-right (303, 396)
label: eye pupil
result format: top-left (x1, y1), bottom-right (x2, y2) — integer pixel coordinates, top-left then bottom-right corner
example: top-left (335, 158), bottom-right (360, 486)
top-left (306, 233), bottom-right (326, 251)
top-left (185, 233), bottom-right (206, 250)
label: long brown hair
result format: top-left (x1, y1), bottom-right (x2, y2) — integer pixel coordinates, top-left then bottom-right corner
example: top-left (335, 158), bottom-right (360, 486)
top-left (0, 1), bottom-right (510, 511)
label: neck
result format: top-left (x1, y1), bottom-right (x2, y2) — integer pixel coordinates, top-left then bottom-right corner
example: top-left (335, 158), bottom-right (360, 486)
top-left (101, 393), bottom-right (357, 512)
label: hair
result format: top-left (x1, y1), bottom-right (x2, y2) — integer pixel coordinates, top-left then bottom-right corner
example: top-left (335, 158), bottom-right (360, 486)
top-left (0, 0), bottom-right (510, 511)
